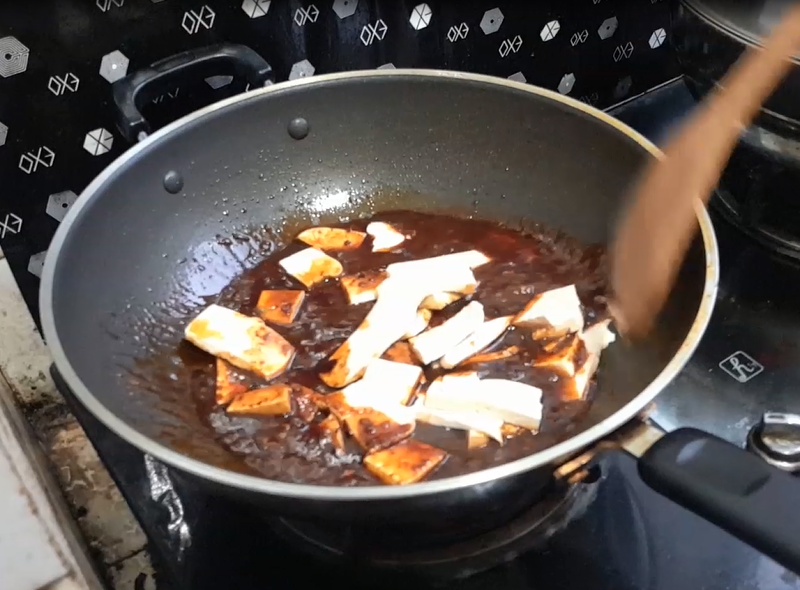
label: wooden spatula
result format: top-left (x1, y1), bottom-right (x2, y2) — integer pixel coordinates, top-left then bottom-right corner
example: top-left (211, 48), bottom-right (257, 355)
top-left (610, 5), bottom-right (800, 338)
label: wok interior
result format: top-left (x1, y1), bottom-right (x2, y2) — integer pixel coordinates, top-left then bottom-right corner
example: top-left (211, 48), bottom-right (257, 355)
top-left (50, 73), bottom-right (706, 481)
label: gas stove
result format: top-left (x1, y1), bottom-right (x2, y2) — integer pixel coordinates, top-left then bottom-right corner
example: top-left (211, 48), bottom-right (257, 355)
top-left (50, 77), bottom-right (800, 589)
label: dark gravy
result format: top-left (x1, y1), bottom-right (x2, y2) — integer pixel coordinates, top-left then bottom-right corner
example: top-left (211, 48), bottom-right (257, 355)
top-left (176, 211), bottom-right (609, 486)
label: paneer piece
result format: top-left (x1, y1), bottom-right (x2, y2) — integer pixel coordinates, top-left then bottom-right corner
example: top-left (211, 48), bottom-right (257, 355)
top-left (215, 359), bottom-right (247, 406)
top-left (344, 408), bottom-right (415, 453)
top-left (227, 384), bottom-right (293, 416)
top-left (297, 227), bottom-right (366, 250)
top-left (291, 384), bottom-right (325, 422)
top-left (513, 285), bottom-right (585, 337)
top-left (409, 301), bottom-right (485, 365)
top-left (366, 221), bottom-right (406, 252)
top-left (439, 316), bottom-right (513, 369)
top-left (580, 319), bottom-right (616, 355)
top-left (533, 334), bottom-right (583, 376)
top-left (461, 345), bottom-right (520, 366)
top-left (363, 440), bottom-right (448, 485)
top-left (468, 430), bottom-right (490, 450)
top-left (279, 247), bottom-right (343, 288)
top-left (569, 353), bottom-right (601, 401)
top-left (255, 289), bottom-right (305, 325)
top-left (320, 270), bottom-right (482, 388)
top-left (318, 415), bottom-right (345, 453)
top-left (361, 358), bottom-right (424, 405)
top-left (502, 424), bottom-right (526, 438)
top-left (412, 399), bottom-right (504, 443)
top-left (402, 308), bottom-right (433, 340)
top-left (185, 304), bottom-right (295, 381)
top-left (420, 292), bottom-right (463, 311)
top-left (425, 375), bottom-right (543, 431)
top-left (340, 271), bottom-right (387, 305)
top-left (386, 250), bottom-right (490, 275)
top-left (383, 341), bottom-right (422, 366)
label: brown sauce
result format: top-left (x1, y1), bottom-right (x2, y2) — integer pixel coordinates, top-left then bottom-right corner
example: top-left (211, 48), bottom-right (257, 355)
top-left (175, 211), bottom-right (609, 486)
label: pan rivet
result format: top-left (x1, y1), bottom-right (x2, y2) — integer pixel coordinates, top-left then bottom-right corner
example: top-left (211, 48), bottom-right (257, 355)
top-left (288, 117), bottom-right (310, 140)
top-left (163, 170), bottom-right (184, 194)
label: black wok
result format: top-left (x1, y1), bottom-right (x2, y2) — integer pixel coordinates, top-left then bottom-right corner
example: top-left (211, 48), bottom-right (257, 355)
top-left (38, 45), bottom-right (800, 572)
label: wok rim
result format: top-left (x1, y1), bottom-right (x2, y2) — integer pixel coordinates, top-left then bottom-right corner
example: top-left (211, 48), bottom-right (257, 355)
top-left (39, 69), bottom-right (720, 501)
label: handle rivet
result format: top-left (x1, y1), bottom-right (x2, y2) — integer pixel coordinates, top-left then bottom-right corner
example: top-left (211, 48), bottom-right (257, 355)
top-left (288, 117), bottom-right (310, 140)
top-left (163, 170), bottom-right (184, 194)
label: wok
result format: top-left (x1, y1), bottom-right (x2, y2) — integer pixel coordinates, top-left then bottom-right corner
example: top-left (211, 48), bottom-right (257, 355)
top-left (39, 44), bottom-right (800, 572)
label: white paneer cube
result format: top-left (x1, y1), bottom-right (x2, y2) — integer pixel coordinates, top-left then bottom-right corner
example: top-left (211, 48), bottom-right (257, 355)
top-left (571, 353), bottom-right (600, 401)
top-left (297, 227), bottom-right (366, 250)
top-left (420, 292), bottom-right (464, 311)
top-left (340, 271), bottom-right (387, 305)
top-left (514, 284), bottom-right (584, 335)
top-left (184, 304), bottom-right (295, 380)
top-left (439, 316), bottom-right (513, 369)
top-left (279, 247), bottom-right (344, 288)
top-left (361, 358), bottom-right (424, 405)
top-left (341, 380), bottom-right (418, 425)
top-left (402, 308), bottom-right (433, 340)
top-left (413, 399), bottom-right (504, 443)
top-left (580, 319), bottom-right (617, 355)
top-left (409, 301), bottom-right (485, 365)
top-left (386, 250), bottom-right (490, 276)
top-left (367, 221), bottom-right (406, 252)
top-left (425, 375), bottom-right (543, 431)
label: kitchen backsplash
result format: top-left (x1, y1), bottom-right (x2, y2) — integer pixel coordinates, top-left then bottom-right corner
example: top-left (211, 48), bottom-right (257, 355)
top-left (0, 0), bottom-right (677, 325)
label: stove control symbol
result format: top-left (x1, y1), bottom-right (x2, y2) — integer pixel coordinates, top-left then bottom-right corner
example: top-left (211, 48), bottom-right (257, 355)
top-left (719, 351), bottom-right (764, 383)
top-left (747, 412), bottom-right (800, 473)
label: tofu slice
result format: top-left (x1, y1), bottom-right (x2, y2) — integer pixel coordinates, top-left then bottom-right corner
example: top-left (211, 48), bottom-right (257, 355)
top-left (468, 430), bottom-right (490, 450)
top-left (534, 334), bottom-right (583, 376)
top-left (297, 227), bottom-right (366, 250)
top-left (513, 285), bottom-right (584, 336)
top-left (291, 384), bottom-right (324, 422)
top-left (580, 319), bottom-right (617, 355)
top-left (413, 399), bottom-right (504, 443)
top-left (409, 301), bottom-right (485, 365)
top-left (340, 271), bottom-right (387, 305)
top-left (439, 316), bottom-right (513, 369)
top-left (255, 289), bottom-right (305, 325)
top-left (502, 424), bottom-right (527, 438)
top-left (364, 440), bottom-right (448, 485)
top-left (344, 408), bottom-right (415, 453)
top-left (386, 250), bottom-right (490, 275)
top-left (383, 341), bottom-right (422, 366)
top-left (227, 384), bottom-right (293, 416)
top-left (279, 247), bottom-right (344, 288)
top-left (461, 345), bottom-right (520, 366)
top-left (367, 221), bottom-right (406, 252)
top-left (361, 358), bottom-right (424, 405)
top-left (402, 308), bottom-right (433, 340)
top-left (425, 376), bottom-right (543, 431)
top-left (215, 359), bottom-right (247, 406)
top-left (420, 292), bottom-right (464, 311)
top-left (320, 270), bottom-right (481, 388)
top-left (570, 353), bottom-right (601, 401)
top-left (185, 305), bottom-right (295, 381)
top-left (318, 415), bottom-right (345, 453)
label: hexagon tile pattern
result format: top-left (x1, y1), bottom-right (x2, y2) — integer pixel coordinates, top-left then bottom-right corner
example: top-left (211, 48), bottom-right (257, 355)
top-left (480, 8), bottom-right (504, 35)
top-left (46, 190), bottom-right (78, 222)
top-left (0, 36), bottom-right (29, 78)
top-left (598, 17), bottom-right (618, 40)
top-left (289, 59), bottom-right (315, 80)
top-left (241, 0), bottom-right (270, 18)
top-left (99, 50), bottom-right (129, 83)
top-left (332, 0), bottom-right (357, 19)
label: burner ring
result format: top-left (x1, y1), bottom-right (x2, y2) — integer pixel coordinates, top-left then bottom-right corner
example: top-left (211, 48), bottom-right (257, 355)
top-left (269, 476), bottom-right (600, 581)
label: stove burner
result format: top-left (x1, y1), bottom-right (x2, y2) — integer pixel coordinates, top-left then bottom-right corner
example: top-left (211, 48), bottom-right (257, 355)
top-left (269, 474), bottom-right (600, 582)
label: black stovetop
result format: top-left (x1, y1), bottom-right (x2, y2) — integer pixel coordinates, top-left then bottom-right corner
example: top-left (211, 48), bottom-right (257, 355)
top-left (54, 78), bottom-right (800, 590)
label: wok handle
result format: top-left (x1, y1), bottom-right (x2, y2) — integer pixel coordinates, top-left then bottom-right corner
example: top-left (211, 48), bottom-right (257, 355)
top-left (638, 427), bottom-right (800, 573)
top-left (112, 43), bottom-right (273, 143)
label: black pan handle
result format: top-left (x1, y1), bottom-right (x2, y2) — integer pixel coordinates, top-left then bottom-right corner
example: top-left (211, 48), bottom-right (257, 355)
top-left (638, 427), bottom-right (800, 573)
top-left (112, 43), bottom-right (273, 143)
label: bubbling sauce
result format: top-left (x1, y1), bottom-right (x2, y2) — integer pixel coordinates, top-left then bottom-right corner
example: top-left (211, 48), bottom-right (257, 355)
top-left (176, 211), bottom-right (609, 486)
